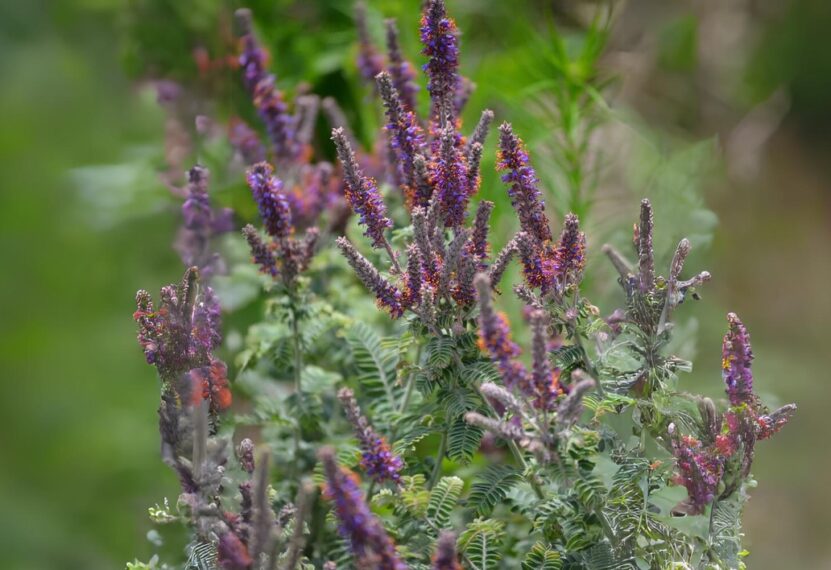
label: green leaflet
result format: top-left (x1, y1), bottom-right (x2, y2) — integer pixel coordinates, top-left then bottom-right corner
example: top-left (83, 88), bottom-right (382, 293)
top-left (427, 476), bottom-right (464, 531)
top-left (446, 416), bottom-right (484, 464)
top-left (522, 542), bottom-right (563, 570)
top-left (468, 465), bottom-right (522, 517)
top-left (458, 518), bottom-right (505, 570)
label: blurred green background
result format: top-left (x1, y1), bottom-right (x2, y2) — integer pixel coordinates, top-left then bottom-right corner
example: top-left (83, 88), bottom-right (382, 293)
top-left (1, 0), bottom-right (829, 568)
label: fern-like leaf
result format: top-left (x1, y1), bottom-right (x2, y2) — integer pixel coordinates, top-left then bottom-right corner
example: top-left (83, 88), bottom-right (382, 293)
top-left (446, 416), bottom-right (483, 464)
top-left (427, 476), bottom-right (464, 531)
top-left (457, 518), bottom-right (505, 570)
top-left (344, 321), bottom-right (401, 418)
top-left (521, 542), bottom-right (563, 570)
top-left (468, 465), bottom-right (521, 516)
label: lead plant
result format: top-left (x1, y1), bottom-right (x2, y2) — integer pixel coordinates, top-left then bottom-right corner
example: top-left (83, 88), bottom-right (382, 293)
top-left (130, 1), bottom-right (795, 569)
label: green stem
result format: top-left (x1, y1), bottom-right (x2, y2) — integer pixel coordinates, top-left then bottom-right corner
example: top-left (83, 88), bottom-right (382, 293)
top-left (290, 290), bottom-right (303, 478)
top-left (389, 347), bottom-right (420, 444)
top-left (429, 428), bottom-right (448, 489)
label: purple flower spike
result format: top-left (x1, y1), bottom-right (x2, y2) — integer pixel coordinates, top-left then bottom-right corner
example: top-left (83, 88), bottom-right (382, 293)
top-left (432, 123), bottom-right (469, 228)
top-left (355, 2), bottom-right (385, 86)
top-left (338, 388), bottom-right (404, 486)
top-left (517, 232), bottom-right (554, 292)
top-left (252, 77), bottom-right (297, 161)
top-left (228, 117), bottom-right (266, 165)
top-left (420, 0), bottom-right (459, 121)
top-left (236, 9), bottom-right (267, 92)
top-left (336, 237), bottom-right (403, 318)
top-left (475, 274), bottom-right (530, 393)
top-left (332, 128), bottom-right (393, 249)
top-left (669, 425), bottom-right (724, 515)
top-left (377, 71), bottom-right (425, 202)
top-left (175, 166), bottom-right (233, 278)
top-left (236, 10), bottom-right (297, 161)
top-left (182, 166), bottom-right (211, 230)
top-left (134, 268), bottom-right (226, 394)
top-left (553, 213), bottom-right (586, 287)
top-left (497, 123), bottom-right (552, 245)
top-left (432, 531), bottom-right (462, 570)
top-left (385, 19), bottom-right (419, 113)
top-left (722, 313), bottom-right (755, 407)
top-left (246, 162), bottom-right (293, 240)
top-left (319, 447), bottom-right (408, 570)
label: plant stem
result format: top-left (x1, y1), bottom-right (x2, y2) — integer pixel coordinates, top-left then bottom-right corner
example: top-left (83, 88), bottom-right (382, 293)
top-left (429, 428), bottom-right (448, 488)
top-left (290, 290), bottom-right (303, 478)
top-left (390, 343), bottom-right (421, 442)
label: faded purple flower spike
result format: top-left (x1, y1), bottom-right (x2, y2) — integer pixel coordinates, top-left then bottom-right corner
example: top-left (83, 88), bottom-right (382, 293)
top-left (403, 244), bottom-right (423, 308)
top-left (487, 235), bottom-right (519, 290)
top-left (236, 9), bottom-right (266, 92)
top-left (236, 12), bottom-right (297, 161)
top-left (377, 71), bottom-right (425, 199)
top-left (322, 97), bottom-right (359, 148)
top-left (722, 313), bottom-right (755, 407)
top-left (237, 438), bottom-right (256, 475)
top-left (452, 245), bottom-right (477, 308)
top-left (454, 76), bottom-right (474, 117)
top-left (557, 371), bottom-right (595, 428)
top-left (338, 388), bottom-right (404, 485)
top-left (191, 285), bottom-right (222, 355)
top-left (242, 224), bottom-right (278, 277)
top-left (319, 447), bottom-right (408, 570)
top-left (467, 109), bottom-right (494, 159)
top-left (432, 122), bottom-right (470, 228)
top-left (439, 229), bottom-right (469, 300)
top-left (355, 2), bottom-right (385, 86)
top-left (553, 213), bottom-right (586, 288)
top-left (757, 403), bottom-right (797, 440)
top-left (420, 0), bottom-right (459, 121)
top-left (475, 274), bottom-right (530, 392)
top-left (336, 237), bottom-right (403, 318)
top-left (175, 166), bottom-right (233, 277)
top-left (229, 117), bottom-right (266, 165)
top-left (385, 19), bottom-right (419, 113)
top-left (247, 162), bottom-right (292, 240)
top-left (637, 199), bottom-right (655, 293)
top-left (332, 128), bottom-right (393, 249)
top-left (468, 200), bottom-right (493, 265)
top-left (432, 531), bottom-right (462, 570)
top-left (412, 153), bottom-right (435, 210)
top-left (465, 142), bottom-right (484, 197)
top-left (412, 208), bottom-right (440, 286)
top-left (182, 166), bottom-right (211, 230)
top-left (497, 123), bottom-right (552, 244)
top-left (253, 77), bottom-right (297, 161)
top-left (530, 310), bottom-right (561, 410)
